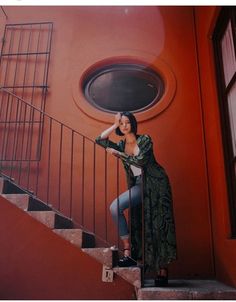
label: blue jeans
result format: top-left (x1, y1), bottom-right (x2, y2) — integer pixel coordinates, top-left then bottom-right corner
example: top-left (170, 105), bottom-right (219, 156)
top-left (110, 176), bottom-right (142, 239)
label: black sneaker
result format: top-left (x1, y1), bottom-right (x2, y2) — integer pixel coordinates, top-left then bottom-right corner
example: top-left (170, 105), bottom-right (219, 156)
top-left (118, 256), bottom-right (137, 267)
top-left (154, 275), bottom-right (168, 287)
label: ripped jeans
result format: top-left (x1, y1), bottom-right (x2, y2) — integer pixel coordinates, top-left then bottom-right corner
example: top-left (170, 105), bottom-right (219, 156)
top-left (109, 175), bottom-right (142, 239)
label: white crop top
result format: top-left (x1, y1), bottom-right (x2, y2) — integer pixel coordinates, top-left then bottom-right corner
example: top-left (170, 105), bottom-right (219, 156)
top-left (130, 145), bottom-right (142, 176)
top-left (130, 164), bottom-right (142, 176)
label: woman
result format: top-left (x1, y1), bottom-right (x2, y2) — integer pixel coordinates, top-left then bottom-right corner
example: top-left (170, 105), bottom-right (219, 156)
top-left (95, 112), bottom-right (177, 286)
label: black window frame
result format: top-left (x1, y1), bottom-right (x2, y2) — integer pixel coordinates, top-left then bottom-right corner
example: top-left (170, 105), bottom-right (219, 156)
top-left (213, 7), bottom-right (236, 237)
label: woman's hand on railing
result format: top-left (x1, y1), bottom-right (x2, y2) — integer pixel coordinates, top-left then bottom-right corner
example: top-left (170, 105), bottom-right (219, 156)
top-left (106, 147), bottom-right (142, 168)
top-left (106, 147), bottom-right (120, 157)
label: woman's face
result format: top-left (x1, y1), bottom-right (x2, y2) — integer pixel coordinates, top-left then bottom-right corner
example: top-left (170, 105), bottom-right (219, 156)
top-left (119, 115), bottom-right (132, 135)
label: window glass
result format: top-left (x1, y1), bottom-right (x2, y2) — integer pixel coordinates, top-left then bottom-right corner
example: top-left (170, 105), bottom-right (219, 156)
top-left (220, 20), bottom-right (236, 87)
top-left (213, 7), bottom-right (236, 236)
top-left (83, 64), bottom-right (164, 113)
top-left (228, 82), bottom-right (236, 156)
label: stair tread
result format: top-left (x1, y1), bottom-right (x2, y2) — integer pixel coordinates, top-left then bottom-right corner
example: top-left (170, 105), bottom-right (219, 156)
top-left (82, 247), bottom-right (112, 251)
top-left (82, 247), bottom-right (118, 268)
top-left (141, 279), bottom-right (236, 290)
top-left (1, 193), bottom-right (29, 199)
top-left (28, 210), bottom-right (54, 214)
top-left (54, 228), bottom-right (92, 234)
top-left (137, 279), bottom-right (236, 300)
top-left (113, 266), bottom-right (141, 271)
top-left (113, 266), bottom-right (141, 289)
top-left (1, 193), bottom-right (29, 197)
top-left (53, 229), bottom-right (95, 248)
top-left (82, 247), bottom-right (116, 256)
top-left (28, 211), bottom-right (55, 228)
top-left (54, 228), bottom-right (81, 231)
top-left (1, 193), bottom-right (29, 210)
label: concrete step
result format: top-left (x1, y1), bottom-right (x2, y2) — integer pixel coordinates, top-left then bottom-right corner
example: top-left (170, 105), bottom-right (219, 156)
top-left (136, 279), bottom-right (236, 300)
top-left (53, 229), bottom-right (95, 248)
top-left (28, 211), bottom-right (73, 229)
top-left (82, 247), bottom-right (119, 268)
top-left (0, 177), bottom-right (4, 193)
top-left (82, 247), bottom-right (141, 288)
top-left (1, 194), bottom-right (29, 211)
top-left (54, 213), bottom-right (74, 229)
top-left (28, 197), bottom-right (52, 211)
top-left (1, 193), bottom-right (53, 212)
top-left (0, 178), bottom-right (25, 194)
top-left (28, 211), bottom-right (56, 228)
top-left (113, 266), bottom-right (141, 289)
top-left (0, 178), bottom-right (52, 211)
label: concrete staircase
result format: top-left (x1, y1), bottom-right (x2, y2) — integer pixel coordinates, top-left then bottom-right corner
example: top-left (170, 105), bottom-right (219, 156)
top-left (1, 176), bottom-right (236, 300)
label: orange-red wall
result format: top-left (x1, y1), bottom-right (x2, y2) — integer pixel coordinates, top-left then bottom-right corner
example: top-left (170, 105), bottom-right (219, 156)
top-left (195, 6), bottom-right (236, 287)
top-left (0, 195), bottom-right (134, 299)
top-left (0, 6), bottom-right (215, 279)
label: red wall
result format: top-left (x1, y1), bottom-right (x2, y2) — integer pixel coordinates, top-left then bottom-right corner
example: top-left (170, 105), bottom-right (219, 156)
top-left (0, 195), bottom-right (134, 299)
top-left (0, 6), bottom-right (215, 279)
top-left (195, 6), bottom-right (236, 287)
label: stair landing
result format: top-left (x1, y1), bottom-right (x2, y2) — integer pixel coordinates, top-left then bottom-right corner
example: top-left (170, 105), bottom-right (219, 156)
top-left (137, 279), bottom-right (236, 300)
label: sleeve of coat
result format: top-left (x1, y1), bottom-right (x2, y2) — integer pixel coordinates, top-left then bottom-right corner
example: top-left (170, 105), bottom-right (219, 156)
top-left (119, 135), bottom-right (153, 167)
top-left (95, 135), bottom-right (122, 152)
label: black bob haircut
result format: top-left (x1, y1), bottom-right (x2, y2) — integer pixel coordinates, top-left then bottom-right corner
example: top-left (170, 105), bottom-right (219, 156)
top-left (115, 111), bottom-right (138, 136)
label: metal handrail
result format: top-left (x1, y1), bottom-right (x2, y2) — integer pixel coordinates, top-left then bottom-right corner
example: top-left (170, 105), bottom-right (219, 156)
top-left (0, 87), bottom-right (93, 142)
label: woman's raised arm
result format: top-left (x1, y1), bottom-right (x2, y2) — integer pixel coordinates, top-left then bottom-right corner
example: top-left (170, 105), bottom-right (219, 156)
top-left (95, 113), bottom-right (122, 151)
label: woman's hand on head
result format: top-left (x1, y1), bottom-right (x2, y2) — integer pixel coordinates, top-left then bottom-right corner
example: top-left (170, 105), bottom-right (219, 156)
top-left (114, 112), bottom-right (121, 128)
top-left (106, 148), bottom-right (120, 156)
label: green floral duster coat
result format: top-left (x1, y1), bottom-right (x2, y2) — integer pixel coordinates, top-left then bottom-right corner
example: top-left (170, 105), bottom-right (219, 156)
top-left (96, 134), bottom-right (177, 272)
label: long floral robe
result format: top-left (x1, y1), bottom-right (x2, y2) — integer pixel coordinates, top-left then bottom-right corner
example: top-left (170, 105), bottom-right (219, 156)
top-left (95, 134), bottom-right (177, 272)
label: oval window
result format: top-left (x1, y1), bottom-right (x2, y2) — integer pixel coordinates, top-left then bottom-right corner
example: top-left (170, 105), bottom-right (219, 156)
top-left (82, 63), bottom-right (164, 113)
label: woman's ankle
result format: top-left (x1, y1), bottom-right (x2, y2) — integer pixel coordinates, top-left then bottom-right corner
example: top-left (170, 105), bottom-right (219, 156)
top-left (122, 238), bottom-right (130, 257)
top-left (123, 247), bottom-right (130, 257)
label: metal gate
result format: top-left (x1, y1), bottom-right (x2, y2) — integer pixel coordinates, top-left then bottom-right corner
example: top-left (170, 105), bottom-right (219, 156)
top-left (0, 22), bottom-right (53, 162)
